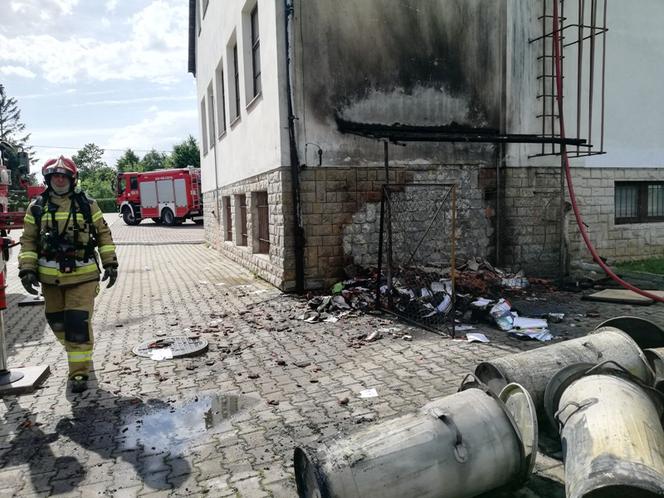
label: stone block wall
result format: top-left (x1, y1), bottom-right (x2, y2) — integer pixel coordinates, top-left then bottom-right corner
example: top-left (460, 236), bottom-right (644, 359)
top-left (205, 164), bottom-right (496, 291)
top-left (203, 167), bottom-right (295, 290)
top-left (502, 166), bottom-right (664, 276)
top-left (301, 165), bottom-right (494, 289)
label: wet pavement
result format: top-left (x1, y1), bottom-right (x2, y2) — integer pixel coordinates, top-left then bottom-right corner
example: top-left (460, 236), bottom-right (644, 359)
top-left (0, 215), bottom-right (662, 496)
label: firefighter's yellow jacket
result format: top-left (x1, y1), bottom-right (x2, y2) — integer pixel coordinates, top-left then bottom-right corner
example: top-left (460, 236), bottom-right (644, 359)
top-left (18, 191), bottom-right (117, 286)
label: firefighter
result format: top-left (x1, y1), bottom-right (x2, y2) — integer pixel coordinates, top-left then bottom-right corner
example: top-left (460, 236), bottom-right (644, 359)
top-left (17, 156), bottom-right (118, 393)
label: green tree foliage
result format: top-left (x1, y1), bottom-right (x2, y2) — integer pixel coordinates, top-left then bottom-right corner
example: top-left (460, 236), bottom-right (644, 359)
top-left (167, 135), bottom-right (200, 169)
top-left (0, 84), bottom-right (35, 179)
top-left (139, 149), bottom-right (167, 171)
top-left (72, 143), bottom-right (107, 182)
top-left (116, 148), bottom-right (141, 172)
top-left (0, 84), bottom-right (31, 148)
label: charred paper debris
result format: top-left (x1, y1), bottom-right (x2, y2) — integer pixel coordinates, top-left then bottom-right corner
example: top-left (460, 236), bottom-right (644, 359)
top-left (297, 258), bottom-right (563, 343)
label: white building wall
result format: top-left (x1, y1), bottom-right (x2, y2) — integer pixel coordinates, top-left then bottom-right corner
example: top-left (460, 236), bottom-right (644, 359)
top-left (506, 0), bottom-right (664, 169)
top-left (195, 0), bottom-right (289, 193)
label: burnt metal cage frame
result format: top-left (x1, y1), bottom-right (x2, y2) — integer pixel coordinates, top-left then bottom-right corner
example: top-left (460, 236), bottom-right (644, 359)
top-left (376, 182), bottom-right (457, 338)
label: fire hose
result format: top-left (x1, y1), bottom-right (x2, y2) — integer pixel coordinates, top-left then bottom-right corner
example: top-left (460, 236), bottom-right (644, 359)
top-left (551, 2), bottom-right (664, 303)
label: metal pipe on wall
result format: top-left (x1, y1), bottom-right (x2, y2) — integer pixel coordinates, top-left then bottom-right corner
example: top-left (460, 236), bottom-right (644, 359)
top-left (284, 0), bottom-right (305, 293)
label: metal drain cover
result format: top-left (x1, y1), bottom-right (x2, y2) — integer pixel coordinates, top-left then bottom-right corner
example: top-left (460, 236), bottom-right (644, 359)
top-left (133, 336), bottom-right (208, 359)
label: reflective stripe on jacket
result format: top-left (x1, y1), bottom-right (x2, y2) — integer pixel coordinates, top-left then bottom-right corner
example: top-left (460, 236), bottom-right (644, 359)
top-left (18, 191), bottom-right (118, 286)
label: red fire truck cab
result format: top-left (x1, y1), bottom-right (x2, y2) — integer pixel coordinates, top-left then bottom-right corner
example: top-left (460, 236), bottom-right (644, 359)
top-left (116, 168), bottom-right (203, 226)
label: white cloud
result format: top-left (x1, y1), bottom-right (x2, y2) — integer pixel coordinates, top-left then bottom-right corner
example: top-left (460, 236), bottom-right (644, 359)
top-left (0, 65), bottom-right (36, 78)
top-left (0, 0), bottom-right (189, 84)
top-left (73, 95), bottom-right (195, 107)
top-left (105, 0), bottom-right (118, 12)
top-left (104, 108), bottom-right (197, 153)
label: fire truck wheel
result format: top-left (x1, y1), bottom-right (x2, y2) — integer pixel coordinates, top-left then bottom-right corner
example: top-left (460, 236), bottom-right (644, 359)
top-left (151, 218), bottom-right (162, 224)
top-left (122, 208), bottom-right (141, 226)
top-left (161, 208), bottom-right (176, 226)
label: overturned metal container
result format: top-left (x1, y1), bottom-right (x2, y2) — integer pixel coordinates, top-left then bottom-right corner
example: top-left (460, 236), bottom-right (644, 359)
top-left (644, 347), bottom-right (664, 391)
top-left (595, 316), bottom-right (664, 349)
top-left (553, 368), bottom-right (664, 498)
top-left (294, 384), bottom-right (536, 498)
top-left (474, 327), bottom-right (654, 414)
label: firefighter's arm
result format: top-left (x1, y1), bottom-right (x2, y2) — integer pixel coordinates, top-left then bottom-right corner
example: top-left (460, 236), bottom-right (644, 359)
top-left (90, 201), bottom-right (118, 268)
top-left (18, 201), bottom-right (40, 273)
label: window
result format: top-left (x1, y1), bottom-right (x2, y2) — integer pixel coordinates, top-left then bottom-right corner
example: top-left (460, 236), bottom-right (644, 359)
top-left (223, 196), bottom-right (232, 241)
top-left (196, 0), bottom-right (201, 35)
top-left (117, 177), bottom-right (126, 194)
top-left (200, 98), bottom-right (208, 154)
top-left (254, 191), bottom-right (269, 254)
top-left (233, 44), bottom-right (241, 119)
top-left (250, 6), bottom-right (261, 98)
top-left (207, 82), bottom-right (216, 147)
top-left (236, 194), bottom-right (247, 246)
top-left (130, 177), bottom-right (138, 190)
top-left (215, 60), bottom-right (227, 137)
top-left (615, 181), bottom-right (664, 224)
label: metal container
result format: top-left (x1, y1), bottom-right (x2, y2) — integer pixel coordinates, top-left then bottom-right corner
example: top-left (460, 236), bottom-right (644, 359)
top-left (474, 327), bottom-right (654, 412)
top-left (595, 316), bottom-right (664, 349)
top-left (556, 373), bottom-right (664, 498)
top-left (644, 347), bottom-right (664, 378)
top-left (294, 386), bottom-right (536, 498)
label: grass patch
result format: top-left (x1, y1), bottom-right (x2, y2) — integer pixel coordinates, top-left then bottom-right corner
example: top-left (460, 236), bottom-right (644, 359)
top-left (614, 258), bottom-right (664, 275)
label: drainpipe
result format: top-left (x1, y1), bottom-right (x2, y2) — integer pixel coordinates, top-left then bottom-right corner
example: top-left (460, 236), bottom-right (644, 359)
top-left (284, 0), bottom-right (305, 293)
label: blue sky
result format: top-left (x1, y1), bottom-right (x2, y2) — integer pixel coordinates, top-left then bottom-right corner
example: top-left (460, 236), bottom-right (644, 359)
top-left (0, 0), bottom-right (197, 174)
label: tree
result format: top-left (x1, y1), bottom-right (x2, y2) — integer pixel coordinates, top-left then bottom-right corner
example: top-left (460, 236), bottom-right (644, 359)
top-left (116, 148), bottom-right (142, 172)
top-left (140, 149), bottom-right (167, 171)
top-left (0, 84), bottom-right (31, 146)
top-left (72, 143), bottom-right (107, 182)
top-left (0, 84), bottom-right (34, 168)
top-left (167, 135), bottom-right (200, 169)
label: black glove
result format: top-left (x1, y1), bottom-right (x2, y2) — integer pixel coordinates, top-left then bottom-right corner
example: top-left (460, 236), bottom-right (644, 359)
top-left (19, 270), bottom-right (39, 295)
top-left (102, 265), bottom-right (118, 288)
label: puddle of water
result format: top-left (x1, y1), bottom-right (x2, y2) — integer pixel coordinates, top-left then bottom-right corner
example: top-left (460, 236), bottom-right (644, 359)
top-left (117, 393), bottom-right (258, 453)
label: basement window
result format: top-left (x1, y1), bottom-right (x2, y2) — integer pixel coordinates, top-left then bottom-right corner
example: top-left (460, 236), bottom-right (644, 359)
top-left (615, 181), bottom-right (664, 224)
top-left (253, 191), bottom-right (269, 254)
top-left (235, 194), bottom-right (248, 246)
top-left (223, 196), bottom-right (232, 241)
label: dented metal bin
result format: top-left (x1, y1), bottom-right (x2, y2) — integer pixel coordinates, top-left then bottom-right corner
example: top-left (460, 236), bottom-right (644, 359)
top-left (555, 372), bottom-right (664, 498)
top-left (294, 386), bottom-right (536, 498)
top-left (474, 327), bottom-right (654, 412)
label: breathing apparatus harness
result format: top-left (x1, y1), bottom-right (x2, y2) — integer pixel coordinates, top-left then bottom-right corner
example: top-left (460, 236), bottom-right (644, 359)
top-left (30, 190), bottom-right (99, 274)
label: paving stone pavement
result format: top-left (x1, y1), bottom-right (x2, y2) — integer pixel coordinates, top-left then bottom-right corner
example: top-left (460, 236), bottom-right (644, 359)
top-left (0, 216), bottom-right (662, 497)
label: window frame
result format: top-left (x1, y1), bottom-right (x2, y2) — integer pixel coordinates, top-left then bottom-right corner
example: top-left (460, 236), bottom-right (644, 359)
top-left (250, 5), bottom-right (261, 99)
top-left (206, 81), bottom-right (216, 148)
top-left (215, 59), bottom-right (227, 138)
top-left (615, 181), bottom-right (664, 224)
top-left (223, 196), bottom-right (233, 241)
top-left (200, 97), bottom-right (208, 155)
top-left (254, 191), bottom-right (269, 254)
top-left (232, 43), bottom-right (241, 121)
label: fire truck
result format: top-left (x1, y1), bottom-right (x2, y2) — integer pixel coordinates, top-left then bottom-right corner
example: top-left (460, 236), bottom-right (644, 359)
top-left (116, 167), bottom-right (203, 226)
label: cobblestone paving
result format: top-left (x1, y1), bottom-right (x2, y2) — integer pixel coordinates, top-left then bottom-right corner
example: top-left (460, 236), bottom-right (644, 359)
top-left (0, 218), bottom-right (662, 497)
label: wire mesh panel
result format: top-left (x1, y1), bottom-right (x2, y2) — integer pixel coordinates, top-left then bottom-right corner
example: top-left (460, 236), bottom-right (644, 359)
top-left (376, 184), bottom-right (456, 336)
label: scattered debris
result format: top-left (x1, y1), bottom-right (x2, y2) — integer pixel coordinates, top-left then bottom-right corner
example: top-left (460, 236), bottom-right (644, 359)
top-left (466, 333), bottom-right (490, 343)
top-left (338, 397), bottom-right (349, 406)
top-left (294, 361), bottom-right (311, 368)
top-left (403, 334), bottom-right (413, 341)
top-left (359, 388), bottom-right (378, 399)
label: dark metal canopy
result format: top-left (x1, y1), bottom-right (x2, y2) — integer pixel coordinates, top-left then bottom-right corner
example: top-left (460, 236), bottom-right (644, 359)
top-left (335, 116), bottom-right (588, 147)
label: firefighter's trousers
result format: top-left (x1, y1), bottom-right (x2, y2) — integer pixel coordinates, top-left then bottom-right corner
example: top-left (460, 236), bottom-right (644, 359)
top-left (42, 280), bottom-right (99, 379)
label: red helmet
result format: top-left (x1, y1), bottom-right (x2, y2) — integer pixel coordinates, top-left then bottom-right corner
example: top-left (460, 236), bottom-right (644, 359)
top-left (42, 156), bottom-right (78, 180)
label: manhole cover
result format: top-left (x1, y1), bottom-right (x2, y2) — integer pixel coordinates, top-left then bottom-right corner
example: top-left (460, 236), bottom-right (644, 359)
top-left (133, 336), bottom-right (208, 359)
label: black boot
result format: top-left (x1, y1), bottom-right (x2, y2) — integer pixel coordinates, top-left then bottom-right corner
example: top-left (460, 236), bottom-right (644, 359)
top-left (70, 374), bottom-right (88, 394)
